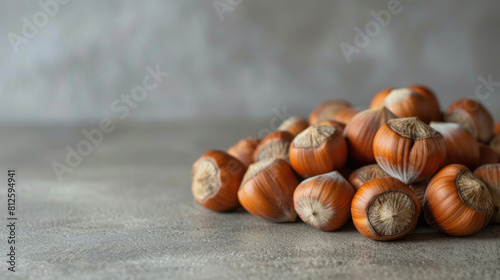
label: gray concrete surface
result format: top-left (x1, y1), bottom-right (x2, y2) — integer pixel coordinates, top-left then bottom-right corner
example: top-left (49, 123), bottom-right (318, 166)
top-left (0, 121), bottom-right (499, 280)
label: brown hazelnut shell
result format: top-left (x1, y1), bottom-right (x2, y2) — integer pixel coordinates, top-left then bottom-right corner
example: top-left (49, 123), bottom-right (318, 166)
top-left (424, 164), bottom-right (494, 236)
top-left (238, 159), bottom-right (299, 222)
top-left (293, 171), bottom-right (355, 231)
top-left (191, 150), bottom-right (246, 212)
top-left (352, 177), bottom-right (421, 241)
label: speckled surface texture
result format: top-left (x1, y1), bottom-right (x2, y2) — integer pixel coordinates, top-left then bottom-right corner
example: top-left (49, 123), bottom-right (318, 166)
top-left (0, 121), bottom-right (499, 280)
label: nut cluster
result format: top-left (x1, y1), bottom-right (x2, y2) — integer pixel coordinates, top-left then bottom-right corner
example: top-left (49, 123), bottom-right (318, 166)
top-left (191, 85), bottom-right (500, 241)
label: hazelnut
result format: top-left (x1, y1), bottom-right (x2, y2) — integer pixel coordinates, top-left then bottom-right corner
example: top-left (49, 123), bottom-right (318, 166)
top-left (331, 107), bottom-right (361, 125)
top-left (289, 125), bottom-right (348, 178)
top-left (352, 177), bottom-right (421, 241)
top-left (293, 171), bottom-right (355, 231)
top-left (253, 131), bottom-right (294, 162)
top-left (238, 158), bottom-right (298, 222)
top-left (309, 100), bottom-right (352, 124)
top-left (424, 164), bottom-right (494, 236)
top-left (278, 116), bottom-right (309, 136)
top-left (380, 88), bottom-right (432, 123)
top-left (191, 150), bottom-right (246, 212)
top-left (313, 119), bottom-right (346, 131)
top-left (343, 106), bottom-right (397, 165)
top-left (429, 122), bottom-right (480, 169)
top-left (444, 98), bottom-right (494, 143)
top-left (373, 117), bottom-right (447, 184)
top-left (407, 85), bottom-right (442, 122)
top-left (348, 164), bottom-right (388, 191)
top-left (473, 164), bottom-right (500, 223)
top-left (228, 137), bottom-right (261, 167)
top-left (369, 88), bottom-right (392, 108)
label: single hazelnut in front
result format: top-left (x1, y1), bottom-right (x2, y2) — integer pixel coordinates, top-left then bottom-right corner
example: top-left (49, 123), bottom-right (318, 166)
top-left (253, 131), bottom-right (294, 162)
top-left (293, 171), bottom-right (355, 231)
top-left (407, 85), bottom-right (442, 122)
top-left (289, 125), bottom-right (348, 178)
top-left (351, 177), bottom-right (421, 241)
top-left (238, 158), bottom-right (299, 222)
top-left (369, 88), bottom-right (392, 108)
top-left (348, 164), bottom-right (389, 191)
top-left (380, 88), bottom-right (432, 123)
top-left (278, 116), bottom-right (309, 136)
top-left (309, 100), bottom-right (352, 124)
top-left (473, 164), bottom-right (500, 223)
top-left (478, 143), bottom-right (499, 166)
top-left (191, 150), bottom-right (246, 212)
top-left (331, 107), bottom-right (361, 125)
top-left (228, 137), bottom-right (261, 167)
top-left (429, 122), bottom-right (480, 170)
top-left (373, 117), bottom-right (447, 184)
top-left (343, 106), bottom-right (397, 165)
top-left (313, 119), bottom-right (346, 131)
top-left (424, 164), bottom-right (494, 236)
top-left (444, 98), bottom-right (494, 143)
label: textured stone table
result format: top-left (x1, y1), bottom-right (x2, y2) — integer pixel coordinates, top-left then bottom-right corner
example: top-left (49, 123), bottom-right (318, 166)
top-left (0, 121), bottom-right (499, 280)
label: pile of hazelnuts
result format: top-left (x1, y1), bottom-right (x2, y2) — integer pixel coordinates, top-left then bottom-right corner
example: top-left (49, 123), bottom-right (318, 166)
top-left (191, 85), bottom-right (500, 241)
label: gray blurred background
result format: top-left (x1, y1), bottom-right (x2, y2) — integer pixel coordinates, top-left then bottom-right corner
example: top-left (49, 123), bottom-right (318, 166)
top-left (1, 0), bottom-right (500, 124)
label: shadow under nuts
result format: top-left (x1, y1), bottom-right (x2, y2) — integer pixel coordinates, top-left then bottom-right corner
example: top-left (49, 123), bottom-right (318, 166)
top-left (374, 117), bottom-right (447, 184)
